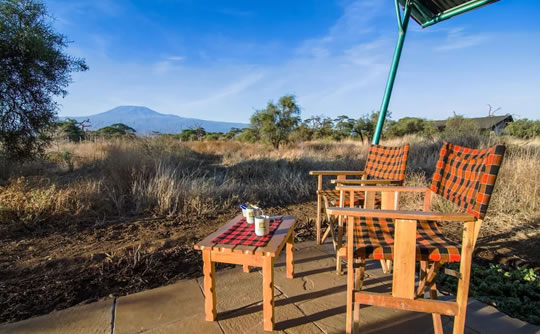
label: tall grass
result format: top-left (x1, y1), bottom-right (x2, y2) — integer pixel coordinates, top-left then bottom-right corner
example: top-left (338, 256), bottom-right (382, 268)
top-left (0, 136), bottom-right (538, 238)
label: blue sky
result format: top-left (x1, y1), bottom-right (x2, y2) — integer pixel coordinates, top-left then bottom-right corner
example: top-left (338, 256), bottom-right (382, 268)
top-left (47, 0), bottom-right (540, 122)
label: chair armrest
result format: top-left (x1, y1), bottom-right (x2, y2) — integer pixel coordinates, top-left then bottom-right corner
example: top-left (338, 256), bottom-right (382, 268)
top-left (326, 207), bottom-right (476, 222)
top-left (309, 170), bottom-right (365, 176)
top-left (335, 185), bottom-right (430, 193)
top-left (331, 179), bottom-right (400, 185)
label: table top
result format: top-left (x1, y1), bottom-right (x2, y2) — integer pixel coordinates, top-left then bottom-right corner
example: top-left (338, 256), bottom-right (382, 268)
top-left (194, 215), bottom-right (296, 257)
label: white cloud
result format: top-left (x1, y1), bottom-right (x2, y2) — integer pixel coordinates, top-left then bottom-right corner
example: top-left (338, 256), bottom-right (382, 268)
top-left (435, 27), bottom-right (491, 51)
top-left (166, 56), bottom-right (185, 62)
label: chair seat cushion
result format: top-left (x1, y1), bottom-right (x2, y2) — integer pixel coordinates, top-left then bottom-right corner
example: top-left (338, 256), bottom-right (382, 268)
top-left (352, 217), bottom-right (461, 262)
top-left (320, 189), bottom-right (382, 207)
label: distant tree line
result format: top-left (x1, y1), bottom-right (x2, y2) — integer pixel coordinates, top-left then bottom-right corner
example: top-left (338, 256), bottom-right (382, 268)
top-left (38, 95), bottom-right (540, 148)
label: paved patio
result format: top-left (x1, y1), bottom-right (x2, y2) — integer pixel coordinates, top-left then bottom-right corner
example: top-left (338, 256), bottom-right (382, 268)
top-left (1, 241), bottom-right (538, 334)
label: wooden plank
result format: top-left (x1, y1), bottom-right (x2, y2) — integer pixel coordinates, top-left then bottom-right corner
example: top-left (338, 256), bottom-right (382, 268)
top-left (381, 191), bottom-right (397, 210)
top-left (309, 170), bottom-right (365, 176)
top-left (286, 233), bottom-right (294, 279)
top-left (195, 215), bottom-right (243, 250)
top-left (326, 208), bottom-right (476, 222)
top-left (233, 245), bottom-right (258, 255)
top-left (346, 216), bottom-right (355, 333)
top-left (255, 216), bottom-right (296, 256)
top-left (203, 250), bottom-right (216, 321)
top-left (336, 185), bottom-right (430, 193)
top-left (263, 256), bottom-right (275, 331)
top-left (472, 219), bottom-right (483, 249)
top-left (210, 252), bottom-right (264, 267)
top-left (430, 286), bottom-right (444, 334)
top-left (365, 191), bottom-right (376, 209)
top-left (316, 174), bottom-right (322, 245)
top-left (354, 292), bottom-right (458, 316)
top-left (392, 219), bottom-right (417, 299)
top-left (424, 190), bottom-right (433, 212)
top-left (216, 244), bottom-right (237, 253)
top-left (331, 179), bottom-right (398, 185)
top-left (453, 221), bottom-right (475, 333)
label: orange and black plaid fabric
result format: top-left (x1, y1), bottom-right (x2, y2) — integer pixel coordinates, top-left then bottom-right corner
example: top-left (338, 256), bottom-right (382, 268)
top-left (365, 144), bottom-right (410, 181)
top-left (321, 144), bottom-right (409, 208)
top-left (430, 142), bottom-right (506, 220)
top-left (352, 217), bottom-right (461, 262)
top-left (320, 189), bottom-right (381, 207)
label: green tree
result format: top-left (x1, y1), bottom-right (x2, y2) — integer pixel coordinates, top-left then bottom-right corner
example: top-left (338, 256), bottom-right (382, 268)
top-left (55, 118), bottom-right (84, 142)
top-left (353, 111), bottom-right (391, 142)
top-left (224, 127), bottom-right (243, 139)
top-left (333, 115), bottom-right (355, 140)
top-left (388, 117), bottom-right (436, 138)
top-left (303, 115), bottom-right (334, 139)
top-left (0, 0), bottom-right (88, 159)
top-left (444, 115), bottom-right (479, 137)
top-left (178, 127), bottom-right (206, 141)
top-left (97, 123), bottom-right (136, 138)
top-left (504, 119), bottom-right (540, 139)
top-left (236, 128), bottom-right (259, 143)
top-left (250, 95), bottom-right (300, 149)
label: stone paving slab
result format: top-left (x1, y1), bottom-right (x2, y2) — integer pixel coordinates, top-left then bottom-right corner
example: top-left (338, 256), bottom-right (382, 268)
top-left (114, 278), bottom-right (221, 334)
top-left (0, 299), bottom-right (113, 334)
top-left (1, 242), bottom-right (539, 334)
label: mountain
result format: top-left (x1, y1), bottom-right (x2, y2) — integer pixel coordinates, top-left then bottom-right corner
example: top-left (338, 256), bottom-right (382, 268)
top-left (64, 106), bottom-right (248, 134)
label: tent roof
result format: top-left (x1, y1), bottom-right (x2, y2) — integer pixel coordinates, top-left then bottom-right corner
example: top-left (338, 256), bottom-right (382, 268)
top-left (399, 0), bottom-right (499, 28)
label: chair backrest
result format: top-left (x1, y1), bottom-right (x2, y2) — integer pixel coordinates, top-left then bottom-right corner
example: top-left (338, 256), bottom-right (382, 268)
top-left (365, 144), bottom-right (410, 181)
top-left (430, 142), bottom-right (506, 219)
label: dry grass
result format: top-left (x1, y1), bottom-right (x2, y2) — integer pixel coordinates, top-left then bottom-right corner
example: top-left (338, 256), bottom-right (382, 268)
top-left (0, 136), bottom-right (538, 242)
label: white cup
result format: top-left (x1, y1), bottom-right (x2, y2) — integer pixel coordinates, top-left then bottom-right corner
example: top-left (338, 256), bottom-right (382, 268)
top-left (255, 215), bottom-right (270, 236)
top-left (243, 208), bottom-right (255, 224)
top-left (242, 206), bottom-right (262, 224)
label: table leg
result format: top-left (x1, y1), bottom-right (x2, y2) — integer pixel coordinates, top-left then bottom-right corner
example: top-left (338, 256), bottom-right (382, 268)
top-left (286, 233), bottom-right (294, 279)
top-left (263, 256), bottom-right (275, 331)
top-left (243, 264), bottom-right (250, 273)
top-left (203, 250), bottom-right (216, 321)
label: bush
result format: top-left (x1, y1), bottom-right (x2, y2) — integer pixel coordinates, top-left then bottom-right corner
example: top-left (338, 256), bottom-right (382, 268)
top-left (504, 119), bottom-right (540, 139)
top-left (437, 263), bottom-right (540, 325)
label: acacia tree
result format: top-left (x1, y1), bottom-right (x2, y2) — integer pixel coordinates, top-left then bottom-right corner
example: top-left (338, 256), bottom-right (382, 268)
top-left (250, 95), bottom-right (300, 149)
top-left (0, 0), bottom-right (88, 159)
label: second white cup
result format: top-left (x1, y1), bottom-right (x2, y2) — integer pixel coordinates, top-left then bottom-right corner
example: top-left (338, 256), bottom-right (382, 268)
top-left (254, 215), bottom-right (270, 236)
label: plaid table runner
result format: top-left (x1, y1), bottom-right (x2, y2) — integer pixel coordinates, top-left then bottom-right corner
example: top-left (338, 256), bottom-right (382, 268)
top-left (212, 217), bottom-right (283, 247)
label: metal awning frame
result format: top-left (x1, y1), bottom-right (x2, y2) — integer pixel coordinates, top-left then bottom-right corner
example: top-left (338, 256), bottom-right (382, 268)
top-left (372, 0), bottom-right (498, 144)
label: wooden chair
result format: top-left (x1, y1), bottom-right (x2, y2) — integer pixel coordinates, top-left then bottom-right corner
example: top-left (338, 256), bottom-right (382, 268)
top-left (310, 144), bottom-right (409, 273)
top-left (327, 142), bottom-right (506, 334)
top-left (310, 144), bottom-right (410, 245)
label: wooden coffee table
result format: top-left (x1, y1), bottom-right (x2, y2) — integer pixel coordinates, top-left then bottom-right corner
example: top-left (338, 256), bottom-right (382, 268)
top-left (194, 215), bottom-right (296, 331)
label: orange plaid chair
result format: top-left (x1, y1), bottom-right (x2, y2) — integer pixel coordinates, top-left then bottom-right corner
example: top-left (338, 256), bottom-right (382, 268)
top-left (328, 142), bottom-right (506, 334)
top-left (310, 144), bottom-right (410, 246)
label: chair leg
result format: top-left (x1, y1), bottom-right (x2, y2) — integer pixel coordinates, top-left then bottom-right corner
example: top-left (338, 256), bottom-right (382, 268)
top-left (417, 261), bottom-right (428, 297)
top-left (321, 196), bottom-right (335, 245)
top-left (346, 257), bottom-right (355, 334)
top-left (453, 222), bottom-right (475, 334)
top-left (351, 259), bottom-right (365, 332)
top-left (316, 193), bottom-right (322, 245)
top-left (355, 259), bottom-right (366, 289)
top-left (336, 250), bottom-right (343, 275)
top-left (430, 284), bottom-right (443, 334)
top-left (380, 260), bottom-right (389, 273)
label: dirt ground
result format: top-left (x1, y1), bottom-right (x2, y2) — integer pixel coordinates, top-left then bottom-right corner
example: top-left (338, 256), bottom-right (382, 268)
top-left (1, 201), bottom-right (538, 324)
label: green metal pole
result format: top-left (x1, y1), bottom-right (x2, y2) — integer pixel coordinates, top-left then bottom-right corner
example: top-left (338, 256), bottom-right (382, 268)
top-left (372, 0), bottom-right (411, 145)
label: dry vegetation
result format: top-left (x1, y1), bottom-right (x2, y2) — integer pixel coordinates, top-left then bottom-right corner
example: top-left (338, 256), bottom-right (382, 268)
top-left (1, 136), bottom-right (538, 236)
top-left (0, 135), bottom-right (539, 323)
